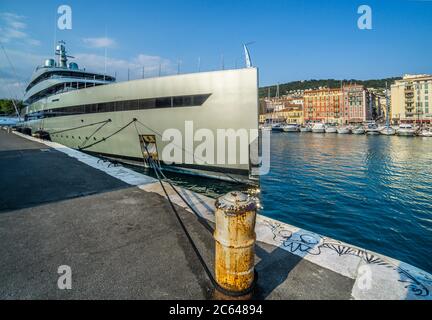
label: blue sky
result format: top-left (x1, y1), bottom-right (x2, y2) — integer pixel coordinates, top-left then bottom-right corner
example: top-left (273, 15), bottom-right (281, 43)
top-left (0, 0), bottom-right (431, 98)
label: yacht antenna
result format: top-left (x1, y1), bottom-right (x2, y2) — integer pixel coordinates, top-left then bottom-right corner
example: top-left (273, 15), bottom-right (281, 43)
top-left (385, 82), bottom-right (390, 127)
top-left (104, 25), bottom-right (108, 76)
top-left (55, 41), bottom-right (74, 68)
top-left (53, 10), bottom-right (57, 58)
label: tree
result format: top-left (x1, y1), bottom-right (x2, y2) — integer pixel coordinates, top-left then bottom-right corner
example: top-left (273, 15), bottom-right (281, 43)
top-left (0, 99), bottom-right (23, 116)
top-left (259, 77), bottom-right (402, 98)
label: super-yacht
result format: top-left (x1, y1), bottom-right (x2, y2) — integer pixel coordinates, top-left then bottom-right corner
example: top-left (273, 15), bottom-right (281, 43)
top-left (19, 42), bottom-right (260, 183)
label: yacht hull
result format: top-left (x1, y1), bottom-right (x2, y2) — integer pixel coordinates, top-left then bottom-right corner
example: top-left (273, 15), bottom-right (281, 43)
top-left (366, 130), bottom-right (380, 135)
top-left (283, 126), bottom-right (299, 132)
top-left (380, 128), bottom-right (396, 135)
top-left (352, 129), bottom-right (365, 135)
top-left (21, 68), bottom-right (260, 182)
top-left (337, 128), bottom-right (351, 134)
top-left (397, 130), bottom-right (416, 136)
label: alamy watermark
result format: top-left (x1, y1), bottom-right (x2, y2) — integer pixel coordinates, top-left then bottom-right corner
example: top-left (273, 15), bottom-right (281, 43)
top-left (154, 121), bottom-right (271, 176)
top-left (356, 265), bottom-right (373, 291)
top-left (357, 5), bottom-right (372, 30)
top-left (57, 5), bottom-right (72, 30)
top-left (57, 265), bottom-right (72, 290)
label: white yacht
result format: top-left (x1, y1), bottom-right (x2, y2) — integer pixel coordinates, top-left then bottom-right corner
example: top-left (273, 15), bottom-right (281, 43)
top-left (311, 123), bottom-right (326, 133)
top-left (299, 125), bottom-right (312, 132)
top-left (18, 42), bottom-right (260, 182)
top-left (352, 126), bottom-right (365, 135)
top-left (271, 122), bottom-right (286, 132)
top-left (365, 123), bottom-right (380, 135)
top-left (325, 124), bottom-right (337, 133)
top-left (419, 128), bottom-right (432, 137)
top-left (283, 123), bottom-right (299, 132)
top-left (380, 126), bottom-right (396, 135)
top-left (397, 123), bottom-right (416, 136)
top-left (337, 126), bottom-right (351, 134)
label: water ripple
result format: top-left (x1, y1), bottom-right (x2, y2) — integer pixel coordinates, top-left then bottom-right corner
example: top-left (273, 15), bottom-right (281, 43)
top-left (260, 133), bottom-right (432, 273)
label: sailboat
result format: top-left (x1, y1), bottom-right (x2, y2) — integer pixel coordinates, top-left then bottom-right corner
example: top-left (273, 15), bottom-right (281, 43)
top-left (380, 83), bottom-right (396, 135)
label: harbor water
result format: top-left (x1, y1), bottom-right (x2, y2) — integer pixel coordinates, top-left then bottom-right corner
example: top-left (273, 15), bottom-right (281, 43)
top-left (260, 132), bottom-right (432, 274)
top-left (129, 132), bottom-right (432, 274)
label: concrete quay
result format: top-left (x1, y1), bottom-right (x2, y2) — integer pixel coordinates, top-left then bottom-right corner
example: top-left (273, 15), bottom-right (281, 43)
top-left (0, 128), bottom-right (431, 300)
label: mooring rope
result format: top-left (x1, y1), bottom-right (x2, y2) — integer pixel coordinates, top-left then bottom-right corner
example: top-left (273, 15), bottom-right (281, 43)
top-left (133, 122), bottom-right (214, 233)
top-left (134, 119), bottom-right (245, 185)
top-left (140, 141), bottom-right (257, 297)
top-left (79, 120), bottom-right (112, 149)
top-left (49, 119), bottom-right (111, 135)
top-left (78, 118), bottom-right (137, 151)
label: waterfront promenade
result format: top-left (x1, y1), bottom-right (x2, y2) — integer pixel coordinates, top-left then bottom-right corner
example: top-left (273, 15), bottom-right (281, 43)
top-left (0, 129), bottom-right (430, 299)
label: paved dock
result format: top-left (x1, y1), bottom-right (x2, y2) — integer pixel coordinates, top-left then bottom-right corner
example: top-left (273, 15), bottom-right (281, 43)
top-left (0, 129), bottom-right (431, 299)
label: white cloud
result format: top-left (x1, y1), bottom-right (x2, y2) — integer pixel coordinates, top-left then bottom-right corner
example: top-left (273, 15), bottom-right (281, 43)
top-left (0, 78), bottom-right (27, 100)
top-left (0, 47), bottom-right (174, 98)
top-left (83, 37), bottom-right (117, 48)
top-left (0, 12), bottom-right (40, 46)
top-left (0, 49), bottom-right (46, 99)
top-left (75, 53), bottom-right (173, 80)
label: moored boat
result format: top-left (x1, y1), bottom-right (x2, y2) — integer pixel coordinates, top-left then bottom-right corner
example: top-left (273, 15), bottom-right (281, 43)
top-left (380, 87), bottom-right (395, 136)
top-left (325, 124), bottom-right (337, 133)
top-left (283, 124), bottom-right (299, 132)
top-left (272, 123), bottom-right (286, 132)
top-left (299, 125), bottom-right (312, 132)
top-left (17, 41), bottom-right (260, 183)
top-left (380, 126), bottom-right (396, 135)
top-left (418, 128), bottom-right (432, 137)
top-left (352, 126), bottom-right (365, 134)
top-left (337, 126), bottom-right (351, 134)
top-left (311, 123), bottom-right (326, 133)
top-left (397, 123), bottom-right (416, 136)
top-left (366, 123), bottom-right (380, 135)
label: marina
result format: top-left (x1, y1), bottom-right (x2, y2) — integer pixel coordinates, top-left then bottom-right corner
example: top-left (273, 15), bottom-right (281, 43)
top-left (264, 121), bottom-right (431, 136)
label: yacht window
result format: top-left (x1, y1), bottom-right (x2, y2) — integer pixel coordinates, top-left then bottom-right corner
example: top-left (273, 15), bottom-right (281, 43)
top-left (25, 94), bottom-right (211, 119)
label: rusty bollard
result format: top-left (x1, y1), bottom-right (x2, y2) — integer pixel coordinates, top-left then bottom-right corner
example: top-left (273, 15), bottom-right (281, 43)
top-left (214, 191), bottom-right (257, 298)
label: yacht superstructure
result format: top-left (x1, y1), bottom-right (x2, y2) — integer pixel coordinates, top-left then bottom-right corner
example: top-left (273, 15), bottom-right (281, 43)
top-left (20, 42), bottom-right (260, 183)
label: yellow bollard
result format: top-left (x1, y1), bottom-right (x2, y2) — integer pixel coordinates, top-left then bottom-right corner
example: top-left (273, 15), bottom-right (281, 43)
top-left (214, 191), bottom-right (257, 296)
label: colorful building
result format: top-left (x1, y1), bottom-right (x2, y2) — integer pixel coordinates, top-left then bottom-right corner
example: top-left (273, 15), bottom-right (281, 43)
top-left (303, 85), bottom-right (375, 124)
top-left (259, 106), bottom-right (304, 124)
top-left (391, 74), bottom-right (432, 124)
top-left (303, 88), bottom-right (342, 124)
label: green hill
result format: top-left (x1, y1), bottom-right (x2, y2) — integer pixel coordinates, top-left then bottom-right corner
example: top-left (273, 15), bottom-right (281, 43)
top-left (259, 77), bottom-right (401, 98)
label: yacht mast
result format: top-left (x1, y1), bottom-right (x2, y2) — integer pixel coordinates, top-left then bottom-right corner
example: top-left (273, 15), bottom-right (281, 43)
top-left (385, 82), bottom-right (390, 127)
